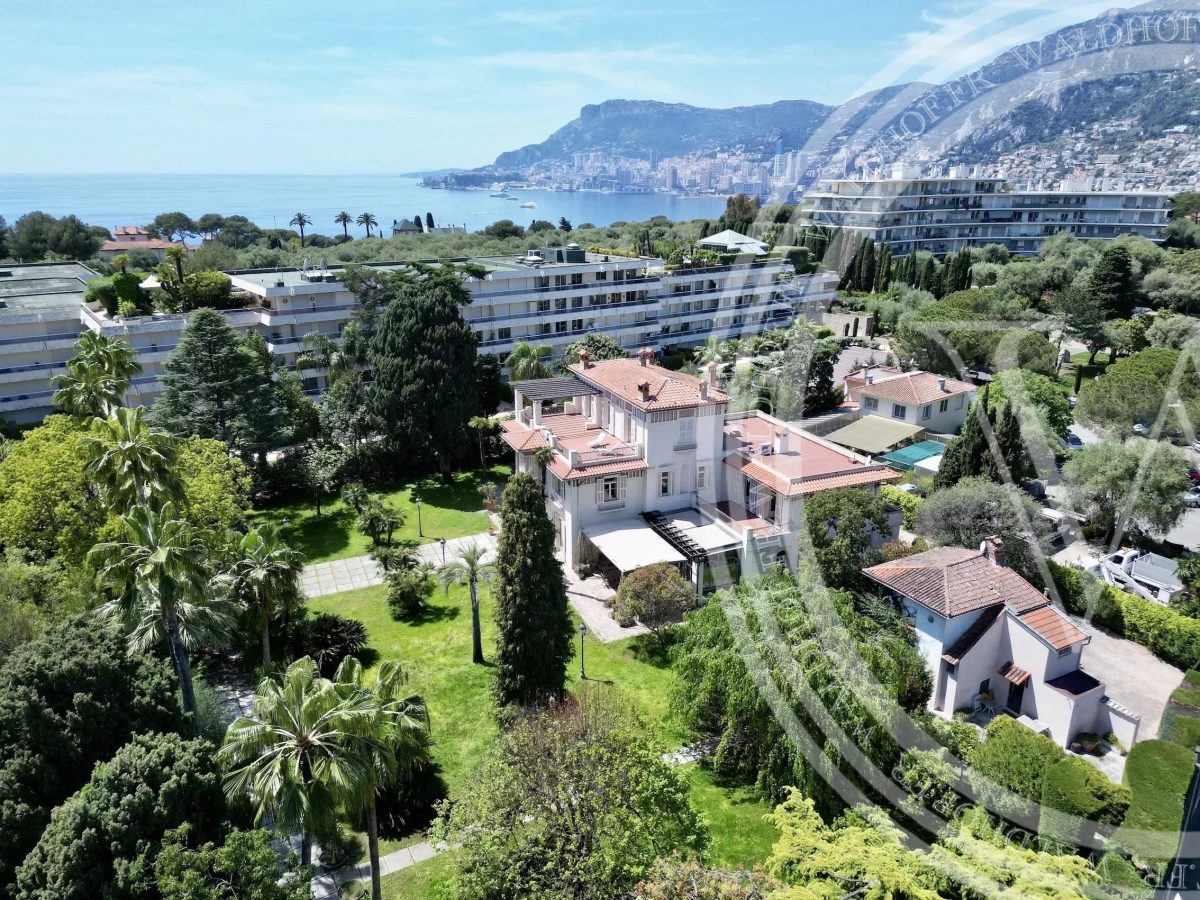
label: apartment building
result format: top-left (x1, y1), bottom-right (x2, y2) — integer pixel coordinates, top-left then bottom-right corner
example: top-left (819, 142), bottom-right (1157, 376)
top-left (500, 352), bottom-right (900, 594)
top-left (78, 242), bottom-right (838, 405)
top-left (799, 165), bottom-right (1171, 257)
top-left (0, 263), bottom-right (94, 423)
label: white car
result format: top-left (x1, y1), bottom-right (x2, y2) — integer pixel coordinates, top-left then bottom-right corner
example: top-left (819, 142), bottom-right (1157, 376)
top-left (1185, 486), bottom-right (1200, 508)
top-left (1132, 423), bottom-right (1149, 436)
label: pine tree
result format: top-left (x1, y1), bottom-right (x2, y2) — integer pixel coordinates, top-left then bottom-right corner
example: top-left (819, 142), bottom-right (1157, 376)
top-left (492, 473), bottom-right (573, 709)
top-left (858, 239), bottom-right (876, 292)
top-left (1089, 245), bottom-right (1139, 319)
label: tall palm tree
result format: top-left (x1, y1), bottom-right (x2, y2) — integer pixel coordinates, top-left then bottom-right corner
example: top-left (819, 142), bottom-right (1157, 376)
top-left (290, 212), bottom-right (312, 247)
top-left (75, 330), bottom-right (143, 383)
top-left (356, 212), bottom-right (378, 238)
top-left (694, 336), bottom-right (722, 366)
top-left (90, 502), bottom-right (234, 720)
top-left (297, 330), bottom-right (358, 385)
top-left (84, 406), bottom-right (181, 510)
top-left (51, 332), bottom-right (142, 418)
top-left (164, 245), bottom-right (186, 283)
top-left (437, 542), bottom-right (493, 665)
top-left (504, 341), bottom-right (552, 381)
top-left (220, 657), bottom-right (380, 867)
top-left (216, 523), bottom-right (305, 667)
top-left (334, 657), bottom-right (430, 900)
top-left (334, 211), bottom-right (353, 239)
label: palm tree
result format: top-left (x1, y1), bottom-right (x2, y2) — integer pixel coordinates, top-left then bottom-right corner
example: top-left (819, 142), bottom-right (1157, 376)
top-left (505, 341), bottom-right (552, 381)
top-left (216, 523), bottom-right (305, 668)
top-left (290, 212), bottom-right (313, 247)
top-left (437, 542), bottom-right (493, 664)
top-left (113, 253), bottom-right (130, 274)
top-left (164, 245), bottom-right (186, 283)
top-left (334, 657), bottom-right (430, 900)
top-left (76, 330), bottom-right (143, 383)
top-left (90, 502), bottom-right (234, 720)
top-left (356, 212), bottom-right (378, 238)
top-left (220, 657), bottom-right (380, 867)
top-left (334, 211), bottom-right (353, 239)
top-left (51, 332), bottom-right (143, 418)
top-left (694, 336), bottom-right (722, 366)
top-left (84, 406), bottom-right (181, 510)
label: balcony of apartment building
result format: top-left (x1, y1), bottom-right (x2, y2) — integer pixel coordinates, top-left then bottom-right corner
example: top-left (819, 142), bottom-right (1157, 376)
top-left (464, 292), bottom-right (656, 327)
top-left (477, 315), bottom-right (660, 351)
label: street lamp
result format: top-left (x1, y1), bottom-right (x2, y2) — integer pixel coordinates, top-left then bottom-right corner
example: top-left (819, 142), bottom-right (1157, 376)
top-left (439, 537), bottom-right (447, 565)
top-left (579, 622), bottom-right (588, 680)
top-left (415, 496), bottom-right (423, 537)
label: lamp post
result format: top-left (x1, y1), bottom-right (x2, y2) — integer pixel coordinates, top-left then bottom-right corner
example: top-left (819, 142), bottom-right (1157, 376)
top-left (439, 537), bottom-right (447, 565)
top-left (579, 622), bottom-right (588, 680)
top-left (415, 496), bottom-right (423, 537)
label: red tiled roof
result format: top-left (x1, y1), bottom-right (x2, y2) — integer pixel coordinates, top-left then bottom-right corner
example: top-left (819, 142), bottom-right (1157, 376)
top-left (941, 606), bottom-right (1003, 665)
top-left (863, 547), bottom-right (1047, 618)
top-left (548, 456), bottom-right (647, 482)
top-left (1017, 606), bottom-right (1087, 651)
top-left (569, 357), bottom-right (728, 411)
top-left (100, 238), bottom-right (183, 252)
top-left (859, 371), bottom-right (975, 406)
top-left (500, 413), bottom-right (647, 483)
top-left (500, 418), bottom-right (547, 452)
top-left (113, 226), bottom-right (150, 236)
top-left (724, 454), bottom-right (899, 498)
top-left (998, 661), bottom-right (1031, 686)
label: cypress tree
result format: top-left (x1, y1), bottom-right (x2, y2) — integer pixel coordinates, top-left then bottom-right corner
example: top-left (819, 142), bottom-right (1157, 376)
top-left (987, 400), bottom-right (1034, 485)
top-left (1089, 245), bottom-right (1139, 319)
top-left (934, 388), bottom-right (989, 490)
top-left (874, 244), bottom-right (892, 293)
top-left (493, 473), bottom-right (574, 709)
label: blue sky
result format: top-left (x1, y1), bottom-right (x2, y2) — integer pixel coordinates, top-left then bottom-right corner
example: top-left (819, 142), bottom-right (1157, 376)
top-left (0, 0), bottom-right (1119, 174)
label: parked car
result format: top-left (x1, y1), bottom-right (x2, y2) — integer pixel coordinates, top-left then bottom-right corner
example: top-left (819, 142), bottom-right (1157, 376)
top-left (1189, 466), bottom-right (1200, 484)
top-left (1132, 423), bottom-right (1149, 436)
top-left (1068, 395), bottom-right (1078, 410)
top-left (1185, 486), bottom-right (1200, 508)
top-left (1064, 432), bottom-right (1084, 450)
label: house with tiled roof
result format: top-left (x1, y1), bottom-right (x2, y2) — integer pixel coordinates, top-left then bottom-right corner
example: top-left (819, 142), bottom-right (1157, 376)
top-left (864, 539), bottom-right (1140, 749)
top-left (500, 350), bottom-right (902, 594)
top-left (850, 366), bottom-right (976, 436)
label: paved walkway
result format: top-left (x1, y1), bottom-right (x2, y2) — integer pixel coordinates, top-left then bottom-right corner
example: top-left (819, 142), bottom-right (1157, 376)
top-left (301, 533), bottom-right (496, 598)
top-left (563, 565), bottom-right (647, 643)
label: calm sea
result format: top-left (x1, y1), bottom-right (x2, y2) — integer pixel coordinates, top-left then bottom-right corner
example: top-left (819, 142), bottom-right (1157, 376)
top-left (0, 174), bottom-right (728, 238)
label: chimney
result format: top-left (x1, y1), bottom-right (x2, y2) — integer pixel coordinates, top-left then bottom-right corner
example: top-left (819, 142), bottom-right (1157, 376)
top-left (980, 536), bottom-right (1005, 568)
top-left (704, 362), bottom-right (717, 386)
top-left (638, 347), bottom-right (653, 367)
top-left (638, 381), bottom-right (651, 401)
top-left (866, 374), bottom-right (875, 384)
top-left (532, 400), bottom-right (543, 427)
top-left (699, 381), bottom-right (709, 401)
top-left (579, 349), bottom-right (591, 369)
top-left (939, 377), bottom-right (947, 392)
top-left (774, 428), bottom-right (790, 455)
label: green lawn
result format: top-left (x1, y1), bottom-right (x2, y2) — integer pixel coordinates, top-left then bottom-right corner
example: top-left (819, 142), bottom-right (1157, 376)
top-left (1117, 739), bottom-right (1195, 865)
top-left (252, 464), bottom-right (510, 563)
top-left (686, 765), bottom-right (778, 866)
top-left (377, 852), bottom-right (454, 899)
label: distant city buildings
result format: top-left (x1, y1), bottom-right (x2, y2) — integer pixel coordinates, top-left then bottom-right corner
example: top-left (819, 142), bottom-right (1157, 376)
top-left (798, 164), bottom-right (1171, 257)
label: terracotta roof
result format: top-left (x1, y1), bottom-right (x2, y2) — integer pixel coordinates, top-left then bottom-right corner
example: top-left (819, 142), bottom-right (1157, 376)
top-left (113, 226), bottom-right (149, 236)
top-left (500, 418), bottom-right (547, 452)
top-left (1017, 606), bottom-right (1087, 651)
top-left (863, 547), bottom-right (1047, 618)
top-left (569, 356), bottom-right (729, 411)
top-left (724, 456), bottom-right (899, 498)
top-left (941, 606), bottom-right (1003, 665)
top-left (500, 413), bottom-right (648, 483)
top-left (1045, 670), bottom-right (1103, 697)
top-left (100, 238), bottom-right (182, 251)
top-left (548, 456), bottom-right (648, 482)
top-left (998, 661), bottom-right (1031, 686)
top-left (859, 371), bottom-right (975, 406)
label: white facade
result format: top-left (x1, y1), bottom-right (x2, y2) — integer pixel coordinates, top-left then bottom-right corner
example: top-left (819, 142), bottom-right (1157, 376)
top-left (800, 173), bottom-right (1171, 257)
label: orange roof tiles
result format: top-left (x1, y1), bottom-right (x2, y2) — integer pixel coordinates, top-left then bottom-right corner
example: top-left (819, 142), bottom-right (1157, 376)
top-left (859, 371), bottom-right (975, 406)
top-left (863, 547), bottom-right (1048, 618)
top-left (547, 456), bottom-right (647, 482)
top-left (500, 418), bottom-right (547, 452)
top-left (569, 357), bottom-right (728, 411)
top-left (500, 413), bottom-right (647, 483)
top-left (1017, 606), bottom-right (1087, 651)
top-left (998, 661), bottom-right (1031, 686)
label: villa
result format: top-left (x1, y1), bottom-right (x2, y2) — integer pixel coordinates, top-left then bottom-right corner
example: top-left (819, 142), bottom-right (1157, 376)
top-left (501, 351), bottom-right (901, 594)
top-left (863, 539), bottom-right (1140, 748)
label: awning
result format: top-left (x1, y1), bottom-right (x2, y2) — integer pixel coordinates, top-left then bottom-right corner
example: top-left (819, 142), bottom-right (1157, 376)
top-left (825, 415), bottom-right (925, 455)
top-left (659, 509), bottom-right (741, 553)
top-left (998, 661), bottom-right (1031, 686)
top-left (880, 440), bottom-right (948, 472)
top-left (583, 519), bottom-right (686, 574)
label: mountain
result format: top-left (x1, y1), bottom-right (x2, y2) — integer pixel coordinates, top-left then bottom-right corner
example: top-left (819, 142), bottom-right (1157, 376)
top-left (492, 98), bottom-right (832, 168)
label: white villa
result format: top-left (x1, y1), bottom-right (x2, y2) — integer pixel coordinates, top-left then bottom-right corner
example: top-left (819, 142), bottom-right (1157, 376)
top-left (501, 351), bottom-right (901, 594)
top-left (863, 540), bottom-right (1140, 749)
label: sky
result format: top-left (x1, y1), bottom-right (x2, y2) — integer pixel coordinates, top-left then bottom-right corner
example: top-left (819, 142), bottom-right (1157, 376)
top-left (0, 0), bottom-right (1127, 175)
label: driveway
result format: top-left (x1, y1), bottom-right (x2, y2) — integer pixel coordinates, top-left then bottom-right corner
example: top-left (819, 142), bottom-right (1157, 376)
top-left (1069, 612), bottom-right (1183, 741)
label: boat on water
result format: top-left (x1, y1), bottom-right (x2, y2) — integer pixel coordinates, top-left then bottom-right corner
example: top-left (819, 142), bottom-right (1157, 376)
top-left (506, 196), bottom-right (521, 201)
top-left (520, 201), bottom-right (538, 209)
top-left (489, 192), bottom-right (507, 198)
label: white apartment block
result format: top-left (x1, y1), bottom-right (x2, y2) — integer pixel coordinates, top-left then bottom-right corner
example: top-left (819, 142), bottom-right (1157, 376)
top-left (501, 353), bottom-right (901, 594)
top-left (79, 242), bottom-right (838, 405)
top-left (799, 165), bottom-right (1171, 257)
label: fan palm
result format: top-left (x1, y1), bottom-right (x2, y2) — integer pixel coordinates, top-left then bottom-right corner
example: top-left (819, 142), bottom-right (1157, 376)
top-left (356, 212), bottom-right (378, 238)
top-left (437, 541), bottom-right (493, 664)
top-left (90, 502), bottom-right (234, 720)
top-left (290, 212), bottom-right (312, 247)
top-left (51, 332), bottom-right (142, 417)
top-left (220, 657), bottom-right (381, 867)
top-left (334, 211), bottom-right (353, 238)
top-left (296, 329), bottom-right (361, 385)
top-left (334, 657), bottom-right (430, 900)
top-left (504, 341), bottom-right (552, 381)
top-left (84, 406), bottom-right (182, 510)
top-left (216, 523), bottom-right (305, 667)
top-left (694, 336), bottom-right (722, 366)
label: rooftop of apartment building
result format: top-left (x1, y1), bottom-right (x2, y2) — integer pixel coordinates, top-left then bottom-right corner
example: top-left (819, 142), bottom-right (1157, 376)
top-left (0, 262), bottom-right (98, 313)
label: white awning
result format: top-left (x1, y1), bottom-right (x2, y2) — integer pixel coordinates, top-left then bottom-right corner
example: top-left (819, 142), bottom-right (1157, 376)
top-left (660, 510), bottom-right (741, 552)
top-left (583, 519), bottom-right (686, 574)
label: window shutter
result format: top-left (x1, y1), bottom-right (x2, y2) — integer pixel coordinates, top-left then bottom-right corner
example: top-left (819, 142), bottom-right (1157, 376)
top-left (619, 476), bottom-right (627, 499)
top-left (595, 480), bottom-right (603, 503)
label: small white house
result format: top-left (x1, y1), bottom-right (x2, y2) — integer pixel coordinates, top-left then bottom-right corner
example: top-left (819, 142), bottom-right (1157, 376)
top-left (864, 539), bottom-right (1139, 748)
top-left (846, 367), bottom-right (977, 435)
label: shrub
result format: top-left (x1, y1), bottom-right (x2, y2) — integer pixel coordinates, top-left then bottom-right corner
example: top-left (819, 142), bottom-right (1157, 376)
top-left (386, 567), bottom-right (434, 620)
top-left (968, 716), bottom-right (1066, 816)
top-left (880, 484), bottom-right (923, 529)
top-left (1115, 740), bottom-right (1195, 871)
top-left (291, 612), bottom-right (368, 677)
top-left (1038, 757), bottom-right (1130, 851)
top-left (612, 563), bottom-right (695, 633)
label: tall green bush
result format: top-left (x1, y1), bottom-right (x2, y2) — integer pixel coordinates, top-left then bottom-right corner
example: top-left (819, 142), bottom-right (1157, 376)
top-left (1038, 757), bottom-right (1130, 851)
top-left (880, 484), bottom-right (923, 530)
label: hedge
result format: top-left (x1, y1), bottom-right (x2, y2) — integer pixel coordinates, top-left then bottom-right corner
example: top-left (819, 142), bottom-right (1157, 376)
top-left (880, 484), bottom-right (923, 529)
top-left (1048, 559), bottom-right (1200, 669)
top-left (1115, 739), bottom-right (1195, 870)
top-left (968, 716), bottom-right (1067, 816)
top-left (1038, 756), bottom-right (1130, 850)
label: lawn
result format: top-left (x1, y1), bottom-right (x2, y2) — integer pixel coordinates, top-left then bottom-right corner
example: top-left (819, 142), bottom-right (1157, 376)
top-left (1055, 353), bottom-right (1110, 398)
top-left (1116, 739), bottom-right (1195, 865)
top-left (252, 464), bottom-right (510, 563)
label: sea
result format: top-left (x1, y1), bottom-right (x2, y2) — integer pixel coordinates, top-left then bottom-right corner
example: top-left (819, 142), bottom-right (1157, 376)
top-left (0, 174), bottom-right (728, 238)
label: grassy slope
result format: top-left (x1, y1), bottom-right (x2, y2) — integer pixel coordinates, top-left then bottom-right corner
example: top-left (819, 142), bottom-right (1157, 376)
top-left (252, 464), bottom-right (509, 563)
